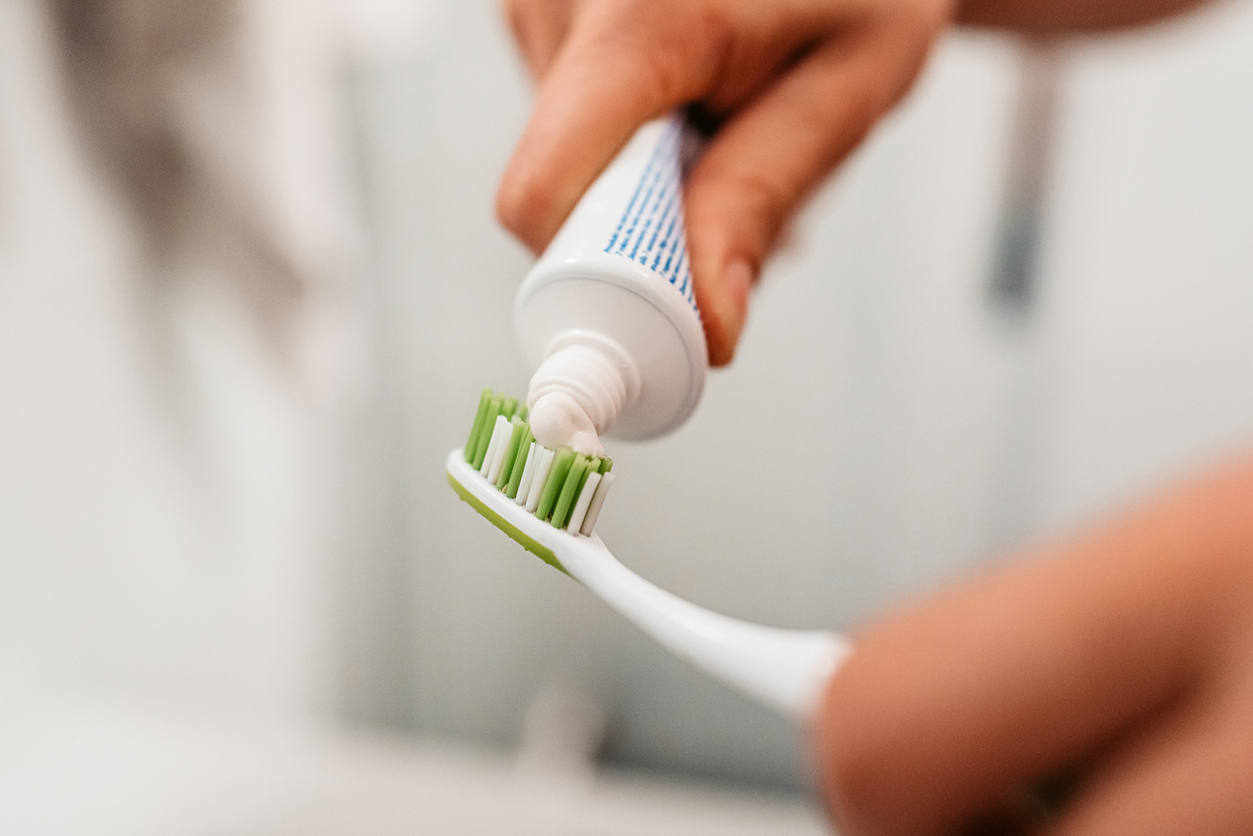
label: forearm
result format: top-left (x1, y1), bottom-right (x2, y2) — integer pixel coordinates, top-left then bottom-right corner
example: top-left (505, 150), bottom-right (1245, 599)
top-left (957, 0), bottom-right (1213, 33)
top-left (817, 453), bottom-right (1253, 835)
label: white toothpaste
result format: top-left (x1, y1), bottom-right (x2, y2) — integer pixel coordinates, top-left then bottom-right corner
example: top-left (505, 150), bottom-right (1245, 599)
top-left (529, 390), bottom-right (603, 457)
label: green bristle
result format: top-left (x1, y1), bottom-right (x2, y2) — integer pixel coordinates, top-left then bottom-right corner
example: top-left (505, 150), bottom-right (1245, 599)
top-left (504, 426), bottom-right (534, 499)
top-left (501, 396), bottom-right (518, 421)
top-left (579, 456), bottom-right (600, 499)
top-left (551, 454), bottom-right (589, 529)
top-left (517, 404), bottom-right (528, 423)
top-left (465, 388), bottom-right (493, 463)
top-left (496, 416), bottom-right (527, 491)
top-left (471, 394), bottom-right (503, 469)
top-left (535, 448), bottom-right (575, 521)
top-left (599, 457), bottom-right (613, 474)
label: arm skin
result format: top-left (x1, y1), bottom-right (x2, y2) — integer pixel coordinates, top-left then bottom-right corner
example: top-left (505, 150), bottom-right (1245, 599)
top-left (815, 453), bottom-right (1253, 835)
top-left (959, 0), bottom-right (1212, 32)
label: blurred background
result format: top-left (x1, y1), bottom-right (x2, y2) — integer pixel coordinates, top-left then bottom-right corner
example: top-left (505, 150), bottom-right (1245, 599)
top-left (3, 0), bottom-right (1253, 832)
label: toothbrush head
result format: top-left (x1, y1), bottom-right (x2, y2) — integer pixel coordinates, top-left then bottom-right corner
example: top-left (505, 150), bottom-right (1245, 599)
top-left (447, 451), bottom-right (569, 574)
top-left (448, 392), bottom-right (848, 723)
top-left (448, 389), bottom-right (615, 573)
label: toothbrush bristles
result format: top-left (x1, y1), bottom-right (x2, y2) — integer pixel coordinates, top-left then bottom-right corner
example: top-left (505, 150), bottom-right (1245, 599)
top-left (497, 417), bottom-right (527, 491)
top-left (526, 447), bottom-right (555, 513)
top-left (514, 442), bottom-right (538, 505)
top-left (580, 471), bottom-right (613, 536)
top-left (566, 471), bottom-right (600, 535)
top-left (504, 425), bottom-right (533, 498)
top-left (464, 391), bottom-right (613, 536)
top-left (482, 415), bottom-right (512, 481)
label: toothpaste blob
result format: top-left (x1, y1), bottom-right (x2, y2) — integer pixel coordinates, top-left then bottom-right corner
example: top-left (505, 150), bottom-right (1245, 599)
top-left (525, 341), bottom-right (632, 457)
top-left (528, 391), bottom-right (604, 457)
top-left (461, 388), bottom-right (616, 535)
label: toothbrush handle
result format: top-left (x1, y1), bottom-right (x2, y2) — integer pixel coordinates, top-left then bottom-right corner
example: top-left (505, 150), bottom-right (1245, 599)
top-left (446, 449), bottom-right (848, 722)
top-left (560, 535), bottom-right (852, 722)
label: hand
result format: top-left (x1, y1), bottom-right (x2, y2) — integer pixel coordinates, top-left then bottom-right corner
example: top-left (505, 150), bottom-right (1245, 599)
top-left (814, 455), bottom-right (1253, 835)
top-left (496, 0), bottom-right (954, 365)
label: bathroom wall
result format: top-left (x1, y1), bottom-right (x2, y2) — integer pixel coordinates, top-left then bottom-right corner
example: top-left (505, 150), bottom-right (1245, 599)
top-left (0, 0), bottom-right (362, 725)
top-left (4, 0), bottom-right (1252, 800)
top-left (350, 0), bottom-right (1253, 789)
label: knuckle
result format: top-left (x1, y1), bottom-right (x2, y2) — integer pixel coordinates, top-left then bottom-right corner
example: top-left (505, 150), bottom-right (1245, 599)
top-left (595, 36), bottom-right (684, 106)
top-left (636, 48), bottom-right (688, 109)
top-left (582, 0), bottom-right (720, 104)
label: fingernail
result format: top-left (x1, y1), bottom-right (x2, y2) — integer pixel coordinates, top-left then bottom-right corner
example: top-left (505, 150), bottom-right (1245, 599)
top-left (715, 259), bottom-right (753, 363)
top-left (722, 259), bottom-right (752, 325)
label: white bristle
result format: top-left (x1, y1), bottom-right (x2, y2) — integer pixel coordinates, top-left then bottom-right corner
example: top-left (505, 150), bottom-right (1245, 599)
top-left (579, 470), bottom-right (614, 536)
top-left (486, 419), bottom-right (515, 485)
top-left (477, 416), bottom-right (504, 476)
top-left (513, 442), bottom-right (537, 505)
top-left (525, 447), bottom-right (556, 513)
top-left (482, 416), bottom-right (511, 480)
top-left (476, 421), bottom-right (501, 473)
top-left (565, 471), bottom-right (600, 535)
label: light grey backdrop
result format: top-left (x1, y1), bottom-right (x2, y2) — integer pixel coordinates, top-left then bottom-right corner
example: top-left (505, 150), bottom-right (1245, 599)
top-left (347, 0), bottom-right (1253, 790)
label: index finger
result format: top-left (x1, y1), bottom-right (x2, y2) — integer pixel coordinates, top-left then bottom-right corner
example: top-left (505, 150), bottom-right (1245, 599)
top-left (503, 0), bottom-right (575, 80)
top-left (495, 3), bottom-right (726, 252)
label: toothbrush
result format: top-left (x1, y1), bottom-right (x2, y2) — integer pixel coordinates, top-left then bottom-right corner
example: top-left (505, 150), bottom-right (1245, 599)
top-left (448, 390), bottom-right (852, 722)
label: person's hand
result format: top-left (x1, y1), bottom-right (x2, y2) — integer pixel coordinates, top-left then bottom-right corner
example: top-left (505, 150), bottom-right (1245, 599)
top-left (814, 455), bottom-right (1253, 835)
top-left (496, 0), bottom-right (954, 366)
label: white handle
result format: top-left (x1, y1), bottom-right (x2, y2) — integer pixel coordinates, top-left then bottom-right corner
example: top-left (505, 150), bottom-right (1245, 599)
top-left (558, 533), bottom-right (851, 721)
top-left (447, 450), bottom-right (851, 722)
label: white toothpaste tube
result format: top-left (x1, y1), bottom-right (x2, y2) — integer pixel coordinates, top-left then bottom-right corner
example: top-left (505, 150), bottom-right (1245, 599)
top-left (516, 114), bottom-right (708, 451)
